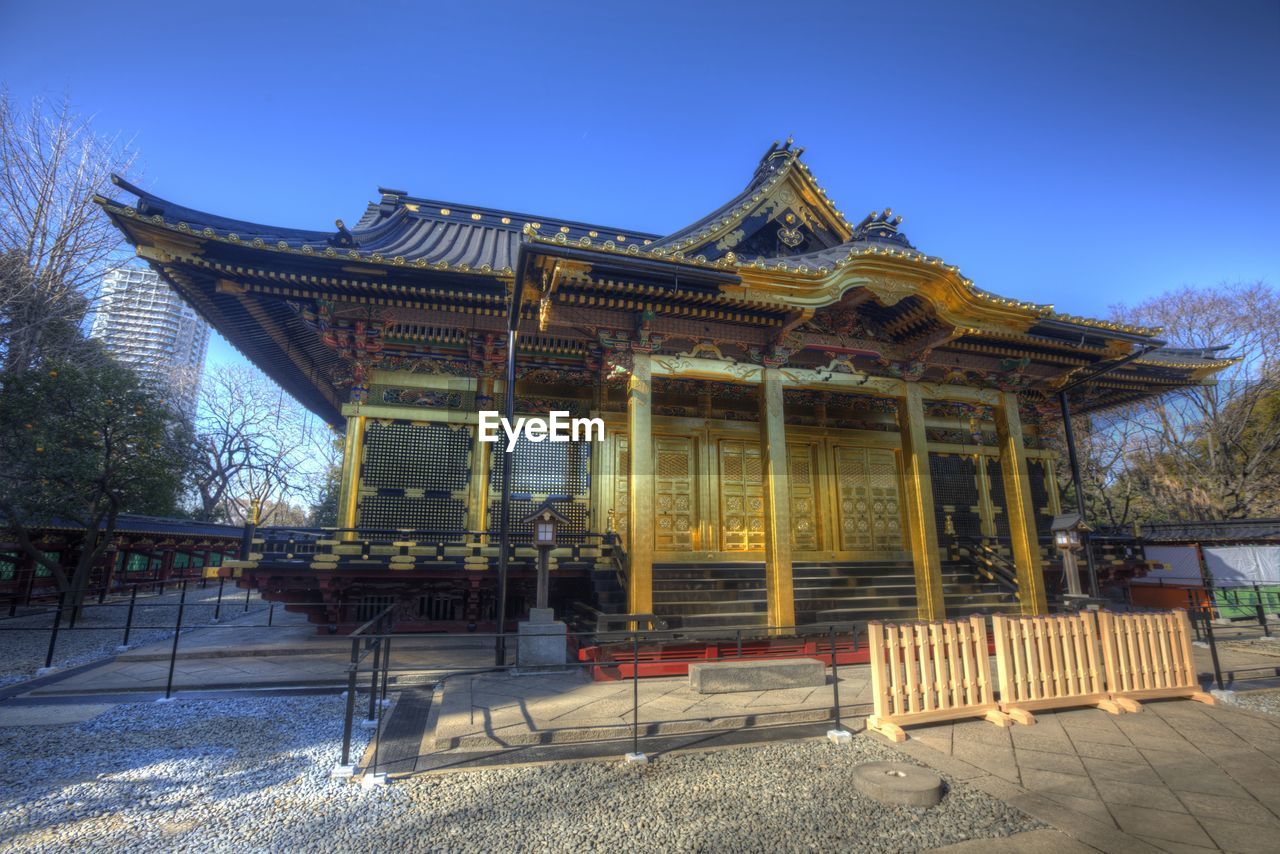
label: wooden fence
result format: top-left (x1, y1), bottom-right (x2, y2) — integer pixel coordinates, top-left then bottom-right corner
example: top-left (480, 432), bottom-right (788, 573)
top-left (991, 612), bottom-right (1122, 723)
top-left (1097, 610), bottom-right (1214, 710)
top-left (866, 616), bottom-right (1010, 742)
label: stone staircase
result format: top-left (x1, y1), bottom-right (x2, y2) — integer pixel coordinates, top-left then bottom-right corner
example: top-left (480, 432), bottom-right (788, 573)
top-left (646, 558), bottom-right (1020, 633)
top-left (651, 563), bottom-right (769, 630)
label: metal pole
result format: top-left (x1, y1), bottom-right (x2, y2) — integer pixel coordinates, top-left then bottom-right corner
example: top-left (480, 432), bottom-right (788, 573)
top-left (213, 576), bottom-right (225, 622)
top-left (121, 585), bottom-right (138, 648)
top-left (1058, 391), bottom-right (1100, 598)
top-left (632, 631), bottom-right (641, 757)
top-left (43, 591), bottom-right (66, 670)
top-left (341, 637), bottom-right (359, 767)
top-left (1254, 583), bottom-right (1270, 637)
top-left (830, 624), bottom-right (842, 732)
top-left (381, 636), bottom-right (392, 705)
top-left (1202, 609), bottom-right (1224, 691)
top-left (494, 327), bottom-right (517, 666)
top-left (367, 630), bottom-right (382, 723)
top-left (268, 602), bottom-right (275, 627)
top-left (244, 584), bottom-right (252, 612)
top-left (162, 580), bottom-right (188, 700)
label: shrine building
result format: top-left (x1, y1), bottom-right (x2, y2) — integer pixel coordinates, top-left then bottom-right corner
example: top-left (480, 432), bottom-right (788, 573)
top-left (97, 141), bottom-right (1233, 633)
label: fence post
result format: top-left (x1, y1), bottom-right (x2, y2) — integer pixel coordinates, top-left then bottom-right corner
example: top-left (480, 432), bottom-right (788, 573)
top-left (366, 635), bottom-right (382, 725)
top-left (1253, 583), bottom-right (1270, 637)
top-left (381, 635), bottom-right (392, 705)
top-left (1201, 609), bottom-right (1224, 691)
top-left (339, 637), bottom-right (359, 771)
top-left (244, 585), bottom-right (252, 613)
top-left (213, 576), bottom-right (225, 623)
top-left (118, 585), bottom-right (139, 650)
top-left (40, 591), bottom-right (67, 673)
top-left (268, 602), bottom-right (275, 627)
top-left (161, 580), bottom-right (188, 701)
top-left (829, 624), bottom-right (848, 739)
top-left (625, 631), bottom-right (645, 763)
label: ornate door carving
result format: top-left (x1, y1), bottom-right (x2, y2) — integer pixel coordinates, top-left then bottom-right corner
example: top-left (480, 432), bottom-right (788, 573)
top-left (719, 439), bottom-right (765, 551)
top-left (835, 446), bottom-right (904, 552)
top-left (613, 437), bottom-right (629, 543)
top-left (788, 443), bottom-right (820, 551)
top-left (654, 436), bottom-right (695, 552)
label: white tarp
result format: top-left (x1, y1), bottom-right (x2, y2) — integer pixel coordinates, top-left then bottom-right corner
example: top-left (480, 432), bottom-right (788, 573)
top-left (1133, 545), bottom-right (1204, 585)
top-left (1203, 546), bottom-right (1280, 586)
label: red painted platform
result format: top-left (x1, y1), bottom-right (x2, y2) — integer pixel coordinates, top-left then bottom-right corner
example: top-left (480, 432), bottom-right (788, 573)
top-left (576, 635), bottom-right (868, 681)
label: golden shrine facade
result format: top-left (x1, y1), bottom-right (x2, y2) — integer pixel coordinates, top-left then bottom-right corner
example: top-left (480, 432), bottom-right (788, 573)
top-left (99, 141), bottom-right (1232, 632)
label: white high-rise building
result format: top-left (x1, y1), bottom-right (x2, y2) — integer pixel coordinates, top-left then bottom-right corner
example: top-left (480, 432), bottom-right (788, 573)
top-left (90, 267), bottom-right (210, 420)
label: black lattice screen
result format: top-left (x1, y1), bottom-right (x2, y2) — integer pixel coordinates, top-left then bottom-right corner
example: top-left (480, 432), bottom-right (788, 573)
top-left (985, 457), bottom-right (1012, 539)
top-left (359, 495), bottom-right (466, 531)
top-left (362, 422), bottom-right (471, 492)
top-left (487, 435), bottom-right (590, 534)
top-left (488, 437), bottom-right (590, 495)
top-left (1027, 458), bottom-right (1054, 538)
top-left (488, 498), bottom-right (589, 535)
top-left (929, 453), bottom-right (983, 539)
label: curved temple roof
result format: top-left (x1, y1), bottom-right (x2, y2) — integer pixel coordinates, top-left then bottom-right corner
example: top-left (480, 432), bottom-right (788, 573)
top-left (96, 141), bottom-right (1235, 424)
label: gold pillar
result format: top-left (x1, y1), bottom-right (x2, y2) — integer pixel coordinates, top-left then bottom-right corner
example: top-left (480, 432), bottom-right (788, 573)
top-left (336, 414), bottom-right (366, 539)
top-left (995, 392), bottom-right (1049, 615)
top-left (466, 377), bottom-right (494, 533)
top-left (898, 384), bottom-right (947, 620)
top-left (759, 368), bottom-right (796, 631)
top-left (627, 351), bottom-right (654, 614)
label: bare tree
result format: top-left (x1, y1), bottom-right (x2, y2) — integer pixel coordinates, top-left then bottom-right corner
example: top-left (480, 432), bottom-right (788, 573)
top-left (0, 91), bottom-right (136, 369)
top-left (192, 364), bottom-right (337, 525)
top-left (1110, 283), bottom-right (1280, 520)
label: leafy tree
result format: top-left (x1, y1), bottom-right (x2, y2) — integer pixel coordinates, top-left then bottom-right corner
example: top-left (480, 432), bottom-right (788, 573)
top-left (0, 348), bottom-right (191, 612)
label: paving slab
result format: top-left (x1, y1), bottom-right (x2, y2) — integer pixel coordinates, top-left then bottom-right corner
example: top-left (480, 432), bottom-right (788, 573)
top-left (0, 703), bottom-right (115, 726)
top-left (891, 699), bottom-right (1280, 853)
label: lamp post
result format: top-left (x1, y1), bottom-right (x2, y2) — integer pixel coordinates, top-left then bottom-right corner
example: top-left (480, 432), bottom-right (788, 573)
top-left (522, 500), bottom-right (569, 614)
top-left (1052, 513), bottom-right (1093, 608)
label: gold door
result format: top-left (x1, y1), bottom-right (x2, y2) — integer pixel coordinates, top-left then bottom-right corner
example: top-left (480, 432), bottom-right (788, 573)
top-left (612, 437), bottom-right (629, 543)
top-left (719, 439), bottom-right (764, 551)
top-left (654, 436), bottom-right (695, 551)
top-left (835, 446), bottom-right (904, 552)
top-left (788, 443), bottom-right (820, 551)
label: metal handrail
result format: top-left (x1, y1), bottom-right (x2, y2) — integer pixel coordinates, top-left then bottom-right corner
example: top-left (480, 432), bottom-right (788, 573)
top-left (951, 535), bottom-right (1020, 594)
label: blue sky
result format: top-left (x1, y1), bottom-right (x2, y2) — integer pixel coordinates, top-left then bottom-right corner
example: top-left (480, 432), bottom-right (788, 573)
top-left (2, 0), bottom-right (1277, 374)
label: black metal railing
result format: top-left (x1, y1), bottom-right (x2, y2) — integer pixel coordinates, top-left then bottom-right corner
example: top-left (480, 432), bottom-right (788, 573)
top-left (950, 535), bottom-right (1020, 594)
top-left (338, 614), bottom-right (872, 780)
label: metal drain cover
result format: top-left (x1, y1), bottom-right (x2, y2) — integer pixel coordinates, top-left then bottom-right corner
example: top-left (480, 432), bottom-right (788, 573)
top-left (852, 762), bottom-right (944, 807)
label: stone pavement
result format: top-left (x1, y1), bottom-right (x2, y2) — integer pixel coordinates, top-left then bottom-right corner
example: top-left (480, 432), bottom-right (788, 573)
top-left (431, 666), bottom-right (875, 749)
top-left (893, 699), bottom-right (1280, 853)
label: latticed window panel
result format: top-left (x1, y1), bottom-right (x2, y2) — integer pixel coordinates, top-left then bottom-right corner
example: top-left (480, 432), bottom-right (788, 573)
top-left (487, 499), bottom-right (588, 536)
top-left (488, 436), bottom-right (590, 495)
top-left (719, 439), bottom-right (764, 551)
top-left (835, 446), bottom-right (903, 551)
top-left (985, 457), bottom-right (1012, 540)
top-left (788, 444), bottom-right (819, 551)
top-left (655, 436), bottom-right (696, 551)
top-left (929, 453), bottom-right (983, 539)
top-left (1026, 458), bottom-right (1055, 538)
top-left (360, 495), bottom-right (466, 531)
top-left (361, 421), bottom-right (471, 492)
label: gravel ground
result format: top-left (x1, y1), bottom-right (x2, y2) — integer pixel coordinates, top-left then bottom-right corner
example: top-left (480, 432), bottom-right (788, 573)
top-left (0, 586), bottom-right (269, 688)
top-left (0, 694), bottom-right (1040, 852)
top-left (1229, 688), bottom-right (1280, 718)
